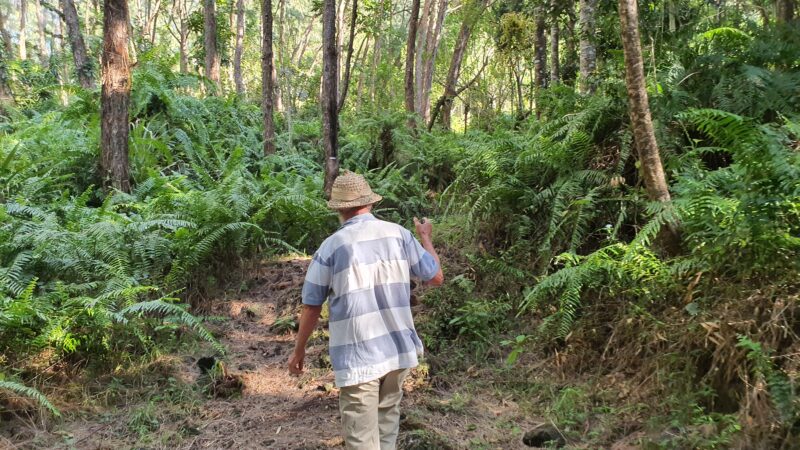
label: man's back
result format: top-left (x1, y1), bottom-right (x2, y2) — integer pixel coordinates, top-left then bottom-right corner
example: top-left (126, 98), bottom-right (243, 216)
top-left (301, 213), bottom-right (438, 387)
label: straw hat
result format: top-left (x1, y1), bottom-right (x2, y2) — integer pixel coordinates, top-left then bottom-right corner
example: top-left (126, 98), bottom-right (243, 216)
top-left (327, 171), bottom-right (383, 210)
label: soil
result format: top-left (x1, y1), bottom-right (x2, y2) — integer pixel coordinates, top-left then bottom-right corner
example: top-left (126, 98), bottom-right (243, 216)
top-left (4, 257), bottom-right (541, 449)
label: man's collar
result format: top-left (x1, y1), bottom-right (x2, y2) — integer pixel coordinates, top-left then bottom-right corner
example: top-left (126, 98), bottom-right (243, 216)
top-left (341, 213), bottom-right (376, 228)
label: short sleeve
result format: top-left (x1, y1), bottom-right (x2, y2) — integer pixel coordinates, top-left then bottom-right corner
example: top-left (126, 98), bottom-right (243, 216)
top-left (302, 252), bottom-right (332, 306)
top-left (403, 230), bottom-right (439, 282)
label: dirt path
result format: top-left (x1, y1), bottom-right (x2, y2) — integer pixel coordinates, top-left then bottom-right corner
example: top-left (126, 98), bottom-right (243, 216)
top-left (31, 257), bottom-right (540, 449)
top-left (181, 257), bottom-right (344, 449)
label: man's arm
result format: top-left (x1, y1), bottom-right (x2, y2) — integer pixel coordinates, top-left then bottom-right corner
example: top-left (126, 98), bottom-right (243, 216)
top-left (288, 305), bottom-right (322, 374)
top-left (414, 217), bottom-right (444, 287)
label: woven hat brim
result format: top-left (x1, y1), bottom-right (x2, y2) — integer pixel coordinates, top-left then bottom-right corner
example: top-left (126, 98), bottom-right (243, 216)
top-left (327, 193), bottom-right (383, 210)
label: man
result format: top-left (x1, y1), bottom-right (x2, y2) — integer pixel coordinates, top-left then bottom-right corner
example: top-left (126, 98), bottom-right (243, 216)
top-left (288, 171), bottom-right (444, 450)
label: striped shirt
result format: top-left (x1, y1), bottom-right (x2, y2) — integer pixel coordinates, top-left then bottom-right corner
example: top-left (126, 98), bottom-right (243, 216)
top-left (301, 213), bottom-right (439, 387)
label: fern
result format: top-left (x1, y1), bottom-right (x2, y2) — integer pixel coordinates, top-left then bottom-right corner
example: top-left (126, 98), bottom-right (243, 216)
top-left (0, 380), bottom-right (61, 417)
top-left (120, 299), bottom-right (224, 355)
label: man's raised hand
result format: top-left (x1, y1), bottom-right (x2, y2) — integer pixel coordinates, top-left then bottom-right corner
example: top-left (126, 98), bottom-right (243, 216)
top-left (413, 217), bottom-right (433, 241)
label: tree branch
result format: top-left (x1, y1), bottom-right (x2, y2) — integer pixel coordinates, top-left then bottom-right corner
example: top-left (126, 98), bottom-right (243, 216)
top-left (428, 58), bottom-right (487, 131)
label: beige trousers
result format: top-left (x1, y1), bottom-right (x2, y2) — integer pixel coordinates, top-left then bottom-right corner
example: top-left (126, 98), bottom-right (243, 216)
top-left (338, 368), bottom-right (411, 450)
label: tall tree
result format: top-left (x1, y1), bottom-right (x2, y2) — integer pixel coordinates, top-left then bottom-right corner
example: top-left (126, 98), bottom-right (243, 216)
top-left (262, 0), bottom-right (276, 154)
top-left (776, 0), bottom-right (796, 22)
top-left (418, 0), bottom-right (447, 122)
top-left (549, 1), bottom-right (559, 83)
top-left (563, 1), bottom-right (577, 83)
top-left (368, 0), bottom-right (385, 106)
top-left (404, 0), bottom-right (420, 129)
top-left (204, 0), bottom-right (221, 90)
top-left (321, 0), bottom-right (339, 194)
top-left (168, 0), bottom-right (194, 74)
top-left (533, 6), bottom-right (547, 88)
top-left (0, 6), bottom-right (11, 56)
top-left (20, 0), bottom-right (27, 60)
top-left (618, 0), bottom-right (679, 248)
top-left (578, 0), bottom-right (597, 94)
top-left (100, 0), bottom-right (131, 193)
top-left (35, 0), bottom-right (47, 66)
top-left (0, 6), bottom-right (10, 105)
top-left (337, 0), bottom-right (357, 112)
top-left (61, 0), bottom-right (94, 88)
top-left (433, 0), bottom-right (487, 130)
top-left (234, 0), bottom-right (245, 94)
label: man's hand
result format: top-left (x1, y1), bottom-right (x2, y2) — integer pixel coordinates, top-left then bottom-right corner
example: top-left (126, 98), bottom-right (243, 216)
top-left (414, 217), bottom-right (433, 241)
top-left (288, 349), bottom-right (306, 375)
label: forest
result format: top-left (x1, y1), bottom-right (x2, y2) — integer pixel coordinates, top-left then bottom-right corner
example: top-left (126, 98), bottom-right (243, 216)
top-left (0, 0), bottom-right (799, 447)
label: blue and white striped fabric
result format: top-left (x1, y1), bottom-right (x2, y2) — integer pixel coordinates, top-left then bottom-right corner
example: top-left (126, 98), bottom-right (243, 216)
top-left (301, 213), bottom-right (439, 387)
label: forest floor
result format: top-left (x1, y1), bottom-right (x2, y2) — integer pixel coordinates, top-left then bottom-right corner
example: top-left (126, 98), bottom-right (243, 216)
top-left (11, 257), bottom-right (547, 449)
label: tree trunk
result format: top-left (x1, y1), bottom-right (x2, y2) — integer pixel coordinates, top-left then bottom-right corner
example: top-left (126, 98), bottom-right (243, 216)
top-left (262, 0), bottom-right (276, 154)
top-left (204, 0), bottom-right (220, 90)
top-left (667, 0), bottom-right (677, 32)
top-left (234, 0), bottom-right (245, 94)
top-left (337, 0), bottom-right (357, 112)
top-left (435, 0), bottom-right (486, 130)
top-left (0, 6), bottom-right (11, 56)
top-left (20, 0), bottom-right (28, 60)
top-left (563, 2), bottom-right (577, 83)
top-left (578, 0), bottom-right (597, 94)
top-left (418, 0), bottom-right (446, 122)
top-left (354, 36), bottom-right (368, 106)
top-left (35, 0), bottom-right (47, 66)
top-left (101, 0), bottom-right (131, 193)
top-left (404, 0), bottom-right (420, 129)
top-left (179, 24), bottom-right (188, 73)
top-left (777, 0), bottom-right (796, 22)
top-left (335, 0), bottom-right (347, 85)
top-left (368, 0), bottom-right (384, 106)
top-left (321, 0), bottom-right (339, 195)
top-left (0, 6), bottom-right (11, 104)
top-left (413, 0), bottom-right (432, 111)
top-left (618, 0), bottom-right (679, 249)
top-left (534, 8), bottom-right (547, 88)
top-left (550, 10), bottom-right (559, 83)
top-left (62, 0), bottom-right (95, 88)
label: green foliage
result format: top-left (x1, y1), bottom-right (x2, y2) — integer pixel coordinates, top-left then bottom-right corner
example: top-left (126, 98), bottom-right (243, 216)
top-left (520, 243), bottom-right (672, 338)
top-left (0, 379), bottom-right (61, 417)
top-left (737, 336), bottom-right (798, 425)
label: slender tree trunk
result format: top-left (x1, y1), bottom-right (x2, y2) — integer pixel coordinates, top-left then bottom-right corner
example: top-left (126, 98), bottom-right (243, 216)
top-left (20, 0), bottom-right (28, 60)
top-left (578, 0), bottom-right (597, 94)
top-left (550, 17), bottom-right (559, 83)
top-left (668, 0), bottom-right (677, 31)
top-left (0, 6), bottom-right (11, 56)
top-left (337, 0), bottom-right (357, 112)
top-left (404, 0), bottom-right (420, 129)
top-left (35, 0), bottom-right (47, 65)
top-left (204, 0), bottom-right (220, 90)
top-left (234, 0), bottom-right (245, 94)
top-left (413, 0), bottom-right (432, 111)
top-left (179, 23), bottom-right (188, 73)
top-left (564, 4), bottom-right (577, 83)
top-left (354, 36), bottom-right (368, 106)
top-left (436, 0), bottom-right (486, 130)
top-left (101, 0), bottom-right (131, 193)
top-left (62, 0), bottom-right (95, 88)
top-left (618, 0), bottom-right (679, 248)
top-left (321, 0), bottom-right (339, 195)
top-left (262, 0), bottom-right (276, 154)
top-left (0, 6), bottom-right (11, 104)
top-left (419, 0), bottom-right (446, 122)
top-left (776, 0), bottom-right (795, 22)
top-left (534, 8), bottom-right (547, 88)
top-left (368, 0), bottom-right (384, 106)
top-left (335, 0), bottom-right (346, 85)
